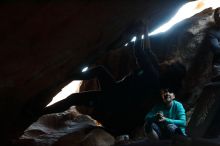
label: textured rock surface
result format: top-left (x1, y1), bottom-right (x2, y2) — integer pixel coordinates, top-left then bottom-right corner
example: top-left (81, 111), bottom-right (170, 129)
top-left (148, 8), bottom-right (215, 104)
top-left (3, 0), bottom-right (220, 145)
top-left (17, 106), bottom-right (114, 146)
top-left (0, 1), bottom-right (186, 144)
top-left (187, 83), bottom-right (220, 138)
top-left (82, 8), bottom-right (220, 138)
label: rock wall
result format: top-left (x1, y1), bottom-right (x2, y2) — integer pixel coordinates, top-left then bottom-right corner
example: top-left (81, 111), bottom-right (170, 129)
top-left (79, 8), bottom-right (220, 138)
top-left (0, 0), bottom-right (186, 145)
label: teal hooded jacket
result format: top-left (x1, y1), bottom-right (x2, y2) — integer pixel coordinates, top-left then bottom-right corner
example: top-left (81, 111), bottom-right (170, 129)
top-left (145, 100), bottom-right (186, 135)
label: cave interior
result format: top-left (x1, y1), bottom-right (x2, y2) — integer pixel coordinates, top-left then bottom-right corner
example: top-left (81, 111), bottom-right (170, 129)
top-left (1, 0), bottom-right (220, 146)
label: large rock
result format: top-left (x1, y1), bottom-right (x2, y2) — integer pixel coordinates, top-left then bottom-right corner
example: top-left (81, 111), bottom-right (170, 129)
top-left (187, 83), bottom-right (220, 138)
top-left (16, 106), bottom-right (115, 146)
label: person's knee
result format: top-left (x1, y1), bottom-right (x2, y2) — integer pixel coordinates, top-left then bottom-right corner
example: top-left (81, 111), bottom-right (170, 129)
top-left (165, 124), bottom-right (186, 138)
top-left (166, 124), bottom-right (178, 133)
top-left (144, 122), bottom-right (161, 140)
top-left (144, 122), bottom-right (160, 135)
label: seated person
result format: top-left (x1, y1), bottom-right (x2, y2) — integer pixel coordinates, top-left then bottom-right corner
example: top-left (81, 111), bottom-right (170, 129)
top-left (144, 88), bottom-right (186, 140)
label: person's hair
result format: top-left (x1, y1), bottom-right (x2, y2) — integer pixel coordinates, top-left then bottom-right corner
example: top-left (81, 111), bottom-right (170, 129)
top-left (160, 88), bottom-right (172, 93)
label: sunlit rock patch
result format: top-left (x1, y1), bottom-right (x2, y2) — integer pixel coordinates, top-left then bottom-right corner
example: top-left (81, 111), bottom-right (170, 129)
top-left (18, 106), bottom-right (115, 146)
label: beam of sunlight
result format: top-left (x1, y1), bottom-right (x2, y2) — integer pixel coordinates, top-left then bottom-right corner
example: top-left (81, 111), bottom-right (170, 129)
top-left (46, 80), bottom-right (82, 107)
top-left (149, 0), bottom-right (220, 36)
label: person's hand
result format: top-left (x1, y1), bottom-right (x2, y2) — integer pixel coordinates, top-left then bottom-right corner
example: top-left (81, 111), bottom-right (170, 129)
top-left (155, 112), bottom-right (166, 122)
top-left (156, 112), bottom-right (163, 120)
top-left (158, 116), bottom-right (166, 122)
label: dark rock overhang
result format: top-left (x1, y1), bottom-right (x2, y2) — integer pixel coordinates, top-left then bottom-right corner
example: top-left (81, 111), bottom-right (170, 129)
top-left (0, 0), bottom-right (188, 144)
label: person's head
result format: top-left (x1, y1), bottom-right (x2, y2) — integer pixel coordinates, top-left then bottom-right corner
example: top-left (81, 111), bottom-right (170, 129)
top-left (214, 7), bottom-right (220, 25)
top-left (160, 88), bottom-right (175, 107)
